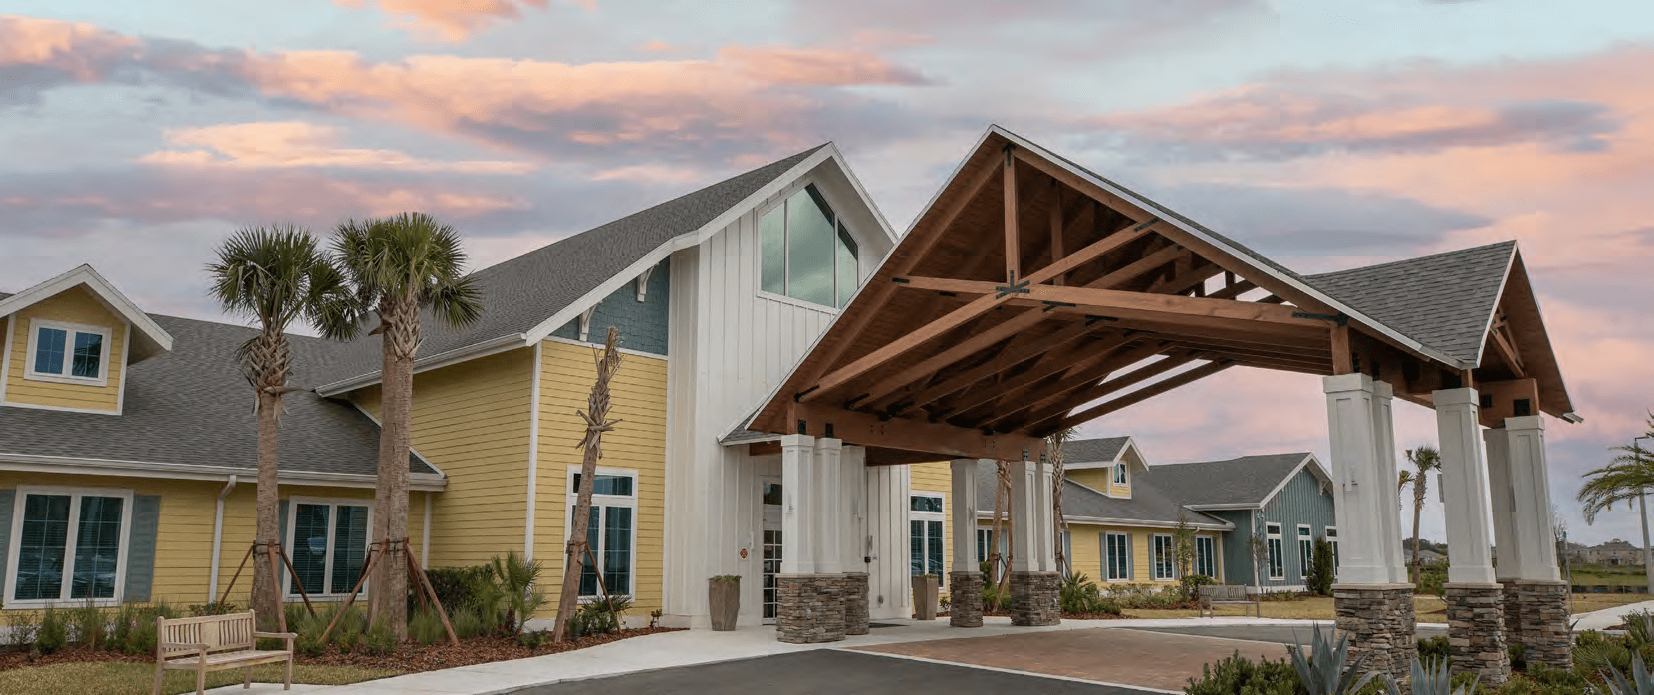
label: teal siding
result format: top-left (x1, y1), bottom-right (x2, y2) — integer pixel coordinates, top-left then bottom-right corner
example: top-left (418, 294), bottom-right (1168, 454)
top-left (550, 260), bottom-right (670, 355)
top-left (1211, 510), bottom-right (1254, 585)
top-left (1258, 464), bottom-right (1337, 589)
top-left (122, 494), bottom-right (161, 602)
top-left (0, 490), bottom-right (13, 592)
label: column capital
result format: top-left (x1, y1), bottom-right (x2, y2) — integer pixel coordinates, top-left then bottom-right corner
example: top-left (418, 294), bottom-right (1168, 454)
top-left (780, 434), bottom-right (816, 449)
top-left (1432, 387), bottom-right (1480, 407)
top-left (1323, 372), bottom-right (1374, 394)
top-left (1372, 380), bottom-right (1395, 399)
top-left (816, 437), bottom-right (843, 452)
top-left (1504, 415), bottom-right (1545, 432)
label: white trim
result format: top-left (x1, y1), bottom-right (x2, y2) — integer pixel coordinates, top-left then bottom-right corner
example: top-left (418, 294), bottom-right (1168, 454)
top-left (1151, 533), bottom-right (1176, 580)
top-left (634, 265), bottom-right (656, 302)
top-left (0, 311), bottom-right (15, 404)
top-left (115, 322), bottom-right (132, 414)
top-left (0, 400), bottom-right (119, 415)
top-left (346, 401), bottom-right (448, 481)
top-left (283, 496), bottom-right (375, 599)
top-left (1265, 522), bottom-right (1285, 581)
top-left (757, 290), bottom-right (843, 315)
top-left (577, 305), bottom-right (598, 342)
top-left (0, 265), bottom-right (172, 359)
top-left (524, 341), bottom-right (542, 561)
top-left (207, 475), bottom-right (238, 601)
top-left (541, 335), bottom-right (668, 361)
top-left (1256, 454), bottom-right (1331, 509)
top-left (909, 492), bottom-right (945, 578)
top-left (1325, 525), bottom-right (1340, 578)
top-left (0, 452), bottom-right (447, 491)
top-left (1297, 524), bottom-right (1314, 578)
top-left (421, 492), bottom-right (431, 569)
top-left (564, 466), bottom-right (639, 601)
top-left (4, 484), bottom-right (135, 608)
top-left (1103, 531), bottom-right (1132, 581)
top-left (24, 318), bottom-right (113, 387)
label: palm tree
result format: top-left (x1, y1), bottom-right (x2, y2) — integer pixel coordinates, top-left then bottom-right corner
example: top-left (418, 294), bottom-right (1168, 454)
top-left (321, 213), bottom-right (483, 638)
top-left (206, 226), bottom-right (349, 630)
top-left (1401, 445), bottom-right (1441, 584)
top-left (1046, 428), bottom-right (1075, 576)
top-left (1578, 414), bottom-right (1654, 525)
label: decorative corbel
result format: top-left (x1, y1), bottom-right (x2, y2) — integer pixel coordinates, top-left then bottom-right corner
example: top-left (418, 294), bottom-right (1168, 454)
top-left (578, 305), bottom-right (598, 342)
top-left (635, 265), bottom-right (657, 302)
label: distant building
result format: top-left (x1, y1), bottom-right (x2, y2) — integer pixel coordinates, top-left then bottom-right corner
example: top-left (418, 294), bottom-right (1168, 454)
top-left (1571, 539), bottom-right (1645, 566)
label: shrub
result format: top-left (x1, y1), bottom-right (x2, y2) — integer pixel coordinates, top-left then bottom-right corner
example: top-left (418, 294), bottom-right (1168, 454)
top-left (4, 608), bottom-right (39, 650)
top-left (360, 618), bottom-right (396, 656)
top-left (450, 607), bottom-right (487, 640)
top-left (69, 602), bottom-right (106, 648)
top-left (1059, 573), bottom-right (1121, 615)
top-left (425, 565), bottom-right (494, 614)
top-left (567, 597), bottom-right (632, 640)
top-left (517, 629), bottom-right (551, 648)
top-left (188, 601), bottom-right (238, 617)
top-left (409, 608), bottom-right (447, 646)
top-left (36, 606), bottom-right (67, 655)
top-left (1627, 611), bottom-right (1654, 649)
top-left (1185, 650), bottom-right (1300, 695)
top-left (1575, 633), bottom-right (1633, 675)
top-left (1306, 539), bottom-right (1335, 596)
top-left (1419, 635), bottom-right (1451, 662)
top-left (981, 580), bottom-right (1012, 611)
top-left (488, 552), bottom-right (548, 634)
top-left (108, 601), bottom-right (173, 655)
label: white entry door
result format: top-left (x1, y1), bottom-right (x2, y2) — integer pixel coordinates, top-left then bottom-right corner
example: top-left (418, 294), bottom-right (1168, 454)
top-left (761, 477), bottom-right (783, 624)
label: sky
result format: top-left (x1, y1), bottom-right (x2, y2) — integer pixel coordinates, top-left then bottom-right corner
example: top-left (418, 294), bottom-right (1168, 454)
top-left (2, 0), bottom-right (1652, 547)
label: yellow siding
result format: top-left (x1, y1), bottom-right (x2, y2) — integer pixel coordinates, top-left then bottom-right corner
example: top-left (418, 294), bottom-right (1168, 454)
top-left (532, 341), bottom-right (668, 617)
top-left (354, 347), bottom-right (535, 571)
top-left (1067, 468), bottom-right (1110, 494)
top-left (3, 286), bottom-right (127, 412)
top-left (0, 472), bottom-right (413, 610)
top-left (908, 460), bottom-right (952, 575)
top-left (1065, 524), bottom-right (1224, 585)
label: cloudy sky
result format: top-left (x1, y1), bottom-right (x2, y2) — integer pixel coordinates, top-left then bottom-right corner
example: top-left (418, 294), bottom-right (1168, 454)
top-left (3, 0), bottom-right (1652, 546)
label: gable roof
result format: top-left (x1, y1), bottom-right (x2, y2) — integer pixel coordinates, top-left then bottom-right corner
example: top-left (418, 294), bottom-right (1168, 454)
top-left (0, 264), bottom-right (173, 363)
top-left (972, 461), bottom-right (1228, 529)
top-left (1061, 436), bottom-right (1131, 466)
top-left (316, 144), bottom-right (834, 393)
top-left (1144, 453), bottom-right (1320, 509)
top-left (0, 313), bottom-right (440, 487)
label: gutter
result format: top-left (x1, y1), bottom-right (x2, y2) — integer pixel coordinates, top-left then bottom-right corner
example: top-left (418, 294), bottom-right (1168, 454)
top-left (0, 452), bottom-right (447, 492)
top-left (207, 475), bottom-right (238, 602)
top-left (975, 510), bottom-right (1231, 531)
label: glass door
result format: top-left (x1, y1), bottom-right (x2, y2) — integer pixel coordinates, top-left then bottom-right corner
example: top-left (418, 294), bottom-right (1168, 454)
top-left (761, 479), bottom-right (783, 624)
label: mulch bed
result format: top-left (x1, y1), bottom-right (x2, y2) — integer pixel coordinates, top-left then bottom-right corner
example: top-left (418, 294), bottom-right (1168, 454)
top-left (0, 627), bottom-right (682, 674)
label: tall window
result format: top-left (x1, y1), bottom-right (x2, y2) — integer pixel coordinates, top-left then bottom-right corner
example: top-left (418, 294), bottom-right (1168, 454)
top-left (1297, 525), bottom-right (1314, 577)
top-left (569, 470), bottom-right (637, 598)
top-left (1195, 536), bottom-right (1216, 578)
top-left (286, 499), bottom-right (370, 596)
top-left (1325, 527), bottom-right (1340, 574)
top-left (1152, 534), bottom-right (1176, 580)
top-left (27, 320), bottom-right (110, 383)
top-left (1113, 463), bottom-right (1128, 486)
top-left (1104, 532), bottom-right (1132, 580)
top-left (761, 184), bottom-right (859, 308)
top-left (910, 495), bottom-right (944, 585)
top-left (1266, 522), bottom-right (1285, 580)
top-left (9, 488), bottom-right (131, 604)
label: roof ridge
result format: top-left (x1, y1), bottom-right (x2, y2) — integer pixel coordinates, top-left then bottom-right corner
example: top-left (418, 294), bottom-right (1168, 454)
top-left (1306, 240), bottom-right (1517, 279)
top-left (1151, 452), bottom-right (1311, 467)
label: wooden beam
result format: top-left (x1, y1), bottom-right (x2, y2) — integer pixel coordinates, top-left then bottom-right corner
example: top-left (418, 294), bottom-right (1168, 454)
top-left (1004, 148), bottom-right (1020, 283)
top-left (794, 402), bottom-right (1042, 462)
top-left (1010, 351), bottom-right (1201, 431)
top-left (1048, 360), bottom-right (1235, 433)
top-left (1208, 280), bottom-right (1257, 301)
top-left (938, 337), bottom-right (1131, 418)
top-left (1049, 181), bottom-right (1064, 286)
top-left (1159, 342), bottom-right (1330, 372)
top-left (899, 278), bottom-right (1328, 330)
top-left (873, 320), bottom-right (1111, 413)
top-left (1330, 325), bottom-right (1353, 375)
top-left (748, 441), bottom-right (781, 457)
top-left (1488, 317), bottom-right (1526, 377)
top-left (977, 340), bottom-right (1172, 429)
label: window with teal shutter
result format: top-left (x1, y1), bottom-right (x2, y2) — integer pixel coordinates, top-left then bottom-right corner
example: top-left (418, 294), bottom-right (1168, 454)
top-left (287, 501), bottom-right (370, 596)
top-left (10, 490), bottom-right (130, 604)
top-left (70, 496), bottom-right (123, 599)
top-left (15, 495), bottom-right (70, 601)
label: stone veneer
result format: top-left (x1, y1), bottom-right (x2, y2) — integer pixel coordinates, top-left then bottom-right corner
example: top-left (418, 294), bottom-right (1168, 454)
top-left (1009, 571), bottom-right (1060, 627)
top-left (842, 573), bottom-right (871, 636)
top-left (949, 571), bottom-right (984, 628)
top-left (1515, 579), bottom-right (1571, 670)
top-left (1500, 580), bottom-right (1523, 652)
top-left (777, 574), bottom-right (845, 644)
top-left (1445, 583), bottom-right (1511, 686)
top-left (1333, 584), bottom-right (1416, 681)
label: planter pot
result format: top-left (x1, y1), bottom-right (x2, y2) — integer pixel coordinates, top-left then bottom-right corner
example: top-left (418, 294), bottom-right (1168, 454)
top-left (912, 575), bottom-right (939, 620)
top-left (709, 578), bottom-right (741, 631)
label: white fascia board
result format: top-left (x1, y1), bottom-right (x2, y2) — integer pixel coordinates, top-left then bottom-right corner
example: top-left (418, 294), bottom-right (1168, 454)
top-left (821, 144), bottom-right (901, 245)
top-left (988, 125), bottom-right (1467, 371)
top-left (0, 264), bottom-right (174, 358)
top-left (345, 400), bottom-right (446, 480)
top-left (1255, 454), bottom-right (1324, 510)
top-left (1467, 244), bottom-right (1520, 369)
top-left (1184, 503), bottom-right (1263, 511)
top-left (976, 509), bottom-right (1230, 531)
top-left (0, 452), bottom-right (447, 491)
top-left (315, 332), bottom-right (526, 396)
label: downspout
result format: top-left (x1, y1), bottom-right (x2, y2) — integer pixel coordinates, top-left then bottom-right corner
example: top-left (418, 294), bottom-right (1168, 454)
top-left (422, 491), bottom-right (432, 569)
top-left (208, 475), bottom-right (238, 602)
top-left (524, 341), bottom-right (542, 560)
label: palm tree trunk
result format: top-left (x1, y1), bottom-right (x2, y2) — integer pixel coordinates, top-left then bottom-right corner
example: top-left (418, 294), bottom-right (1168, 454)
top-left (1411, 478), bottom-right (1426, 585)
top-left (371, 302), bottom-right (416, 640)
top-left (252, 388), bottom-right (282, 630)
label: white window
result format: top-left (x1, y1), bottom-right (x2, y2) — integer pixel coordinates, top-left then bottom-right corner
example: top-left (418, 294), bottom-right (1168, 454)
top-left (567, 468), bottom-right (637, 598)
top-left (1266, 522), bottom-right (1285, 580)
top-left (6, 486), bottom-right (132, 606)
top-left (910, 494), bottom-right (944, 585)
top-left (1152, 534), bottom-right (1176, 580)
top-left (25, 319), bottom-right (112, 385)
top-left (976, 528), bottom-right (1006, 576)
top-left (285, 498), bottom-right (371, 598)
top-left (1195, 535), bottom-right (1217, 578)
top-left (1326, 527), bottom-right (1340, 574)
top-left (1113, 463), bottom-right (1128, 486)
top-left (1104, 532), bottom-right (1132, 580)
top-left (1298, 525), bottom-right (1314, 577)
top-left (760, 184), bottom-right (859, 309)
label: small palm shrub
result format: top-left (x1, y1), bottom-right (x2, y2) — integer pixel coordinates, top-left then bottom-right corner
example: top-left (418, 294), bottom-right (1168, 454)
top-left (568, 596), bottom-right (632, 640)
top-left (1626, 612), bottom-right (1654, 649)
top-left (1059, 573), bottom-right (1122, 615)
top-left (1289, 623), bottom-right (1377, 695)
top-left (1578, 630), bottom-right (1635, 674)
top-left (1420, 635), bottom-right (1451, 661)
top-left (1185, 650), bottom-right (1300, 695)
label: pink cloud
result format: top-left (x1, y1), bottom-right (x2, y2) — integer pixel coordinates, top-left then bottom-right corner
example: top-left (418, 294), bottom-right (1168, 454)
top-left (334, 0), bottom-right (558, 42)
top-left (140, 121), bottom-right (535, 174)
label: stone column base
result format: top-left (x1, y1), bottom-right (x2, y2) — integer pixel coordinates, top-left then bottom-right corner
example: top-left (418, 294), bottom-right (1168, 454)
top-left (1516, 579), bottom-right (1571, 670)
top-left (1445, 583), bottom-right (1511, 686)
top-left (842, 573), bottom-right (870, 636)
top-left (1333, 583), bottom-right (1416, 682)
top-left (1009, 571), bottom-right (1060, 627)
top-left (949, 570), bottom-right (984, 628)
top-left (777, 574), bottom-right (845, 644)
top-left (1499, 580), bottom-right (1524, 653)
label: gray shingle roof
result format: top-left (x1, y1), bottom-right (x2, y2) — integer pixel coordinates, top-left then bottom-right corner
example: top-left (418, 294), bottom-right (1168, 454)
top-left (1060, 437), bottom-right (1130, 465)
top-left (1305, 241), bottom-right (1516, 364)
top-left (1144, 453), bottom-right (1312, 508)
top-left (971, 461), bottom-right (1228, 528)
top-left (316, 145), bottom-right (828, 387)
top-left (0, 314), bottom-right (436, 478)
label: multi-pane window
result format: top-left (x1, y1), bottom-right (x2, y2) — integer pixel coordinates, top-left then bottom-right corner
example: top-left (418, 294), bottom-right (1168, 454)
top-left (1326, 527), bottom-right (1340, 574)
top-left (1152, 534), bottom-right (1176, 580)
top-left (1298, 525), bottom-right (1314, 577)
top-left (1113, 463), bottom-right (1128, 486)
top-left (27, 321), bottom-right (109, 382)
top-left (9, 488), bottom-right (129, 604)
top-left (1266, 523), bottom-right (1285, 580)
top-left (760, 184), bottom-right (859, 309)
top-left (1104, 533), bottom-right (1132, 580)
top-left (286, 500), bottom-right (370, 596)
top-left (569, 471), bottom-right (637, 598)
top-left (910, 495), bottom-right (944, 586)
top-left (1195, 536), bottom-right (1217, 578)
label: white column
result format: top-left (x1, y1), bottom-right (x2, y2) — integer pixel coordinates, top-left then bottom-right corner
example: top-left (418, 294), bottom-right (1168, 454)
top-left (1506, 416), bottom-right (1561, 580)
top-left (1009, 459), bottom-right (1038, 573)
top-left (950, 459), bottom-right (979, 571)
top-left (1371, 382), bottom-right (1410, 584)
top-left (815, 438), bottom-right (844, 575)
top-left (780, 434), bottom-right (816, 575)
top-left (1036, 458), bottom-right (1058, 572)
top-left (842, 446), bottom-right (867, 572)
top-left (1435, 388), bottom-right (1498, 584)
top-left (1485, 427), bottom-right (1523, 582)
top-left (1324, 373), bottom-right (1395, 585)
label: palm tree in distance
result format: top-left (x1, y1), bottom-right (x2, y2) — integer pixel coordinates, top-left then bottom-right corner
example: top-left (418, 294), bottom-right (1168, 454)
top-left (206, 226), bottom-right (350, 630)
top-left (1400, 445), bottom-right (1442, 584)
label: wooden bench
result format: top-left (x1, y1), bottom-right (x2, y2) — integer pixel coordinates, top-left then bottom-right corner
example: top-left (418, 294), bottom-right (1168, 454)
top-left (153, 610), bottom-right (295, 695)
top-left (1199, 585), bottom-right (1262, 618)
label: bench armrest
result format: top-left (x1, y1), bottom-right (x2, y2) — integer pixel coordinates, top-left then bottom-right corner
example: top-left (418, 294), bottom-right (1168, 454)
top-left (253, 632), bottom-right (298, 639)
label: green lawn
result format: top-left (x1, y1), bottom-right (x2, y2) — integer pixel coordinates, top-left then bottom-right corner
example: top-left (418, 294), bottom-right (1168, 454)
top-left (1120, 593), bottom-right (1650, 622)
top-left (0, 661), bottom-right (399, 695)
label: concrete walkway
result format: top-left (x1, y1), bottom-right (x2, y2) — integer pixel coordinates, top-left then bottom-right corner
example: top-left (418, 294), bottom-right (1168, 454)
top-left (1572, 599), bottom-right (1654, 631)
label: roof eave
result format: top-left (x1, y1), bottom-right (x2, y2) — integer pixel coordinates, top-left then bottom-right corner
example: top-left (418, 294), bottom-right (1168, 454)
top-left (0, 452), bottom-right (447, 491)
top-left (315, 332), bottom-right (529, 397)
top-left (0, 264), bottom-right (174, 363)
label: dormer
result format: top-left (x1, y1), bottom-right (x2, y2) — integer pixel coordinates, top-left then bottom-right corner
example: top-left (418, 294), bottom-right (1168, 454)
top-left (0, 265), bottom-right (173, 415)
top-left (1061, 435), bottom-right (1151, 499)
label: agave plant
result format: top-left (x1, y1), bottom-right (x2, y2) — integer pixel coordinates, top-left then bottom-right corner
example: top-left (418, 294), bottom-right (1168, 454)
top-left (1290, 623), bottom-right (1378, 695)
top-left (1599, 652), bottom-right (1654, 695)
top-left (1388, 655), bottom-right (1477, 695)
